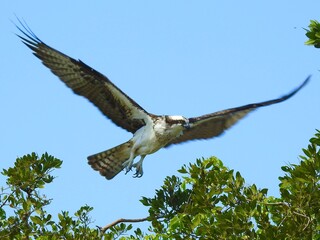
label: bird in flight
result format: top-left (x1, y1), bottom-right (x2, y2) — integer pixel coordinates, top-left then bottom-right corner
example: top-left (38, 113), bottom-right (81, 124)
top-left (16, 21), bottom-right (310, 180)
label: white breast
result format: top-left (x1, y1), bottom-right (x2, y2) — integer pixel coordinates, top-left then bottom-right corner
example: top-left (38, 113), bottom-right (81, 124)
top-left (132, 116), bottom-right (183, 156)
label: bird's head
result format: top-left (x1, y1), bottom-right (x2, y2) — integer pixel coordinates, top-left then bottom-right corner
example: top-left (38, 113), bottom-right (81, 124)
top-left (165, 115), bottom-right (191, 129)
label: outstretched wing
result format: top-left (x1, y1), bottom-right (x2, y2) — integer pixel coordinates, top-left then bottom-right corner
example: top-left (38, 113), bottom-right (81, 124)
top-left (168, 76), bottom-right (310, 145)
top-left (16, 21), bottom-right (149, 133)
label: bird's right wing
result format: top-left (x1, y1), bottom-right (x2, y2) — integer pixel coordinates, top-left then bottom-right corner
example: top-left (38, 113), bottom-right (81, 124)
top-left (16, 20), bottom-right (150, 133)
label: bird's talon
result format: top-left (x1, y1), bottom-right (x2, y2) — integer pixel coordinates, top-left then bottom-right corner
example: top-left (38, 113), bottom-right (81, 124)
top-left (132, 164), bottom-right (143, 178)
top-left (123, 159), bottom-right (134, 174)
top-left (133, 171), bottom-right (143, 178)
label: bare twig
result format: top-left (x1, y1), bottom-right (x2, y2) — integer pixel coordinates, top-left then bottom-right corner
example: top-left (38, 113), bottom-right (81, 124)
top-left (0, 191), bottom-right (15, 209)
top-left (293, 210), bottom-right (311, 231)
top-left (262, 201), bottom-right (290, 208)
top-left (277, 215), bottom-right (288, 229)
top-left (100, 217), bottom-right (149, 233)
top-left (262, 201), bottom-right (312, 231)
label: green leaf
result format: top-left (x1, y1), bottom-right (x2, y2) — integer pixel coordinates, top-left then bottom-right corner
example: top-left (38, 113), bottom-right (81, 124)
top-left (191, 214), bottom-right (202, 229)
top-left (178, 166), bottom-right (187, 174)
top-left (30, 215), bottom-right (42, 225)
top-left (169, 215), bottom-right (181, 229)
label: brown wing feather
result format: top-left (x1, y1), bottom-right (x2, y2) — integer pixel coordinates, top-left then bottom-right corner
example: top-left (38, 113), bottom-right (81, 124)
top-left (16, 22), bottom-right (148, 133)
top-left (168, 76), bottom-right (310, 145)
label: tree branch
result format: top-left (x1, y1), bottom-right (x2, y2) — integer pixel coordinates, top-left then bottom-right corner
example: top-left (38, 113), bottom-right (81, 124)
top-left (261, 201), bottom-right (290, 208)
top-left (0, 191), bottom-right (14, 209)
top-left (293, 210), bottom-right (311, 231)
top-left (100, 217), bottom-right (149, 233)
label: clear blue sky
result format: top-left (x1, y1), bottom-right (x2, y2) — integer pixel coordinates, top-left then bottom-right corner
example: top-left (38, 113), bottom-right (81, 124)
top-left (1, 1), bottom-right (319, 232)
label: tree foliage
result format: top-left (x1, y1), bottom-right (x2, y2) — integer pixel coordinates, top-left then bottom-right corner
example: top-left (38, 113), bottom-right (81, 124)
top-left (0, 153), bottom-right (139, 239)
top-left (1, 131), bottom-right (319, 239)
top-left (141, 129), bottom-right (320, 239)
top-left (305, 20), bottom-right (320, 48)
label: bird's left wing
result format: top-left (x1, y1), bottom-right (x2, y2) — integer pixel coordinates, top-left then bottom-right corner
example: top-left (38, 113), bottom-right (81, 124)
top-left (168, 76), bottom-right (310, 146)
top-left (16, 21), bottom-right (150, 133)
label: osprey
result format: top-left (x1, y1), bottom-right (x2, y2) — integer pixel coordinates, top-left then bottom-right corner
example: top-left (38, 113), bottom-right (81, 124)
top-left (16, 22), bottom-right (310, 180)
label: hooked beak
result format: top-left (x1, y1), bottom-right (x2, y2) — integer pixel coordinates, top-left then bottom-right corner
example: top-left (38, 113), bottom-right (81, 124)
top-left (183, 122), bottom-right (191, 130)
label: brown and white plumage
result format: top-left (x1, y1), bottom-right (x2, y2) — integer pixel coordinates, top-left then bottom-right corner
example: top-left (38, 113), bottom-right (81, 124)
top-left (16, 21), bottom-right (310, 180)
top-left (88, 140), bottom-right (134, 179)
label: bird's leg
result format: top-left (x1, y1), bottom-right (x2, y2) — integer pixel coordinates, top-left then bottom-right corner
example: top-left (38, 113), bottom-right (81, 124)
top-left (122, 152), bottom-right (136, 174)
top-left (132, 155), bottom-right (146, 178)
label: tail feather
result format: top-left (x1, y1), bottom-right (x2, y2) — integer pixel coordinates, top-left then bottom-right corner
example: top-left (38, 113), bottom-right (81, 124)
top-left (87, 140), bottom-right (133, 180)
